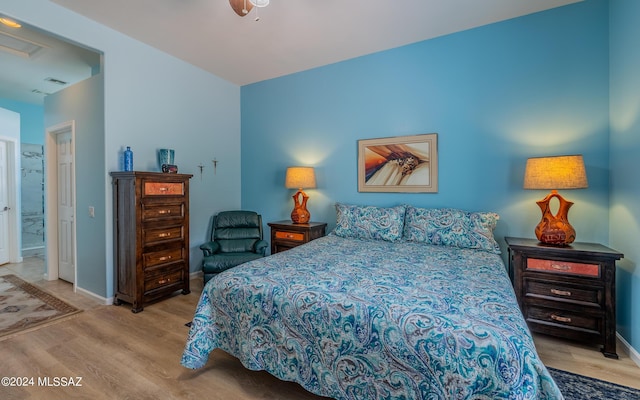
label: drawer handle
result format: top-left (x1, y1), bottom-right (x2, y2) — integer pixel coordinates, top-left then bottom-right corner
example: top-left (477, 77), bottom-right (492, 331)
top-left (550, 314), bottom-right (572, 323)
top-left (159, 187), bottom-right (168, 192)
top-left (286, 234), bottom-right (294, 239)
top-left (550, 288), bottom-right (572, 297)
top-left (158, 233), bottom-right (171, 238)
top-left (158, 210), bottom-right (171, 215)
top-left (551, 264), bottom-right (570, 271)
top-left (158, 278), bottom-right (170, 285)
top-left (158, 256), bottom-right (172, 261)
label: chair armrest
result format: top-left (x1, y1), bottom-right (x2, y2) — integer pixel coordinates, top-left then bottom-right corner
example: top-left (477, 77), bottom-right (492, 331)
top-left (254, 239), bottom-right (268, 256)
top-left (200, 241), bottom-right (220, 256)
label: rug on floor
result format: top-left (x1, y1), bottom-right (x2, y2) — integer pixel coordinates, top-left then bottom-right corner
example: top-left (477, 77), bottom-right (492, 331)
top-left (548, 366), bottom-right (640, 400)
top-left (0, 274), bottom-right (81, 339)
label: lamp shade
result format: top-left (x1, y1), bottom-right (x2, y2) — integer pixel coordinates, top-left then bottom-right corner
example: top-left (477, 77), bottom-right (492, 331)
top-left (524, 155), bottom-right (588, 190)
top-left (285, 167), bottom-right (316, 190)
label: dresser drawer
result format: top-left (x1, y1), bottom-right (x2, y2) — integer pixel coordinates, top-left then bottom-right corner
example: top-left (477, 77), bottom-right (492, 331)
top-left (143, 226), bottom-right (184, 244)
top-left (524, 278), bottom-right (603, 308)
top-left (142, 203), bottom-right (184, 220)
top-left (144, 266), bottom-right (185, 293)
top-left (527, 258), bottom-right (600, 277)
top-left (526, 305), bottom-right (602, 334)
top-left (275, 230), bottom-right (305, 242)
top-left (144, 181), bottom-right (184, 196)
top-left (143, 247), bottom-right (184, 269)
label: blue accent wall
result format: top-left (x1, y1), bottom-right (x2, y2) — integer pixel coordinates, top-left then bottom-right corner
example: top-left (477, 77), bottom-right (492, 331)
top-left (241, 0), bottom-right (610, 254)
top-left (242, 0), bottom-right (640, 359)
top-left (0, 99), bottom-right (44, 144)
top-left (610, 0), bottom-right (640, 358)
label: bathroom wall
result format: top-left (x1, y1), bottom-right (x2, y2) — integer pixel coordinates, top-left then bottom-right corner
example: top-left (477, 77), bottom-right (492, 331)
top-left (21, 143), bottom-right (44, 256)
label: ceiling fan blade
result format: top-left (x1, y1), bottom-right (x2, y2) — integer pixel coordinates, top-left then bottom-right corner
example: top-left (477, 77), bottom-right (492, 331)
top-left (229, 0), bottom-right (253, 17)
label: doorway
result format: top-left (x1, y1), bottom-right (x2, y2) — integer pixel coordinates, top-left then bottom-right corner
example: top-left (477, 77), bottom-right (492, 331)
top-left (0, 140), bottom-right (10, 265)
top-left (45, 121), bottom-right (76, 286)
top-left (0, 134), bottom-right (20, 266)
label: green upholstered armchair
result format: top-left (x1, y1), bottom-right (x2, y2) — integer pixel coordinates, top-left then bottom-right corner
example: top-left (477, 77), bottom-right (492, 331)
top-left (200, 210), bottom-right (268, 284)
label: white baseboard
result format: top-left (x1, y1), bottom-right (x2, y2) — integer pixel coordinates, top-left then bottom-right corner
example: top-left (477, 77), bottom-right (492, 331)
top-left (22, 247), bottom-right (45, 257)
top-left (77, 272), bottom-right (202, 308)
top-left (75, 272), bottom-right (203, 307)
top-left (617, 332), bottom-right (640, 368)
top-left (75, 285), bottom-right (111, 305)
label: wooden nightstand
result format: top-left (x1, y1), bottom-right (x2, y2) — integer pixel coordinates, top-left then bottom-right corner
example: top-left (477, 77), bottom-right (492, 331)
top-left (505, 237), bottom-right (623, 358)
top-left (268, 221), bottom-right (327, 255)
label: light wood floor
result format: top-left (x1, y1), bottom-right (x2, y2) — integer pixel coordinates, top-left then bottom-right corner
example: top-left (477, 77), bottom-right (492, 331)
top-left (1, 257), bottom-right (639, 400)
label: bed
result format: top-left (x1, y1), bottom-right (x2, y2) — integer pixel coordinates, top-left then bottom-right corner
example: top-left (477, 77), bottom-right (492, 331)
top-left (181, 204), bottom-right (563, 399)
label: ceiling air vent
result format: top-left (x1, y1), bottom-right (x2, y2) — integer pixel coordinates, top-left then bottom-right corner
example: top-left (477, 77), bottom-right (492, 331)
top-left (45, 77), bottom-right (68, 85)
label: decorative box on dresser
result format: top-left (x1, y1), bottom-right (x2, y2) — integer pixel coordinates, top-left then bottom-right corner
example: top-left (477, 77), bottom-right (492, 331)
top-left (111, 171), bottom-right (193, 312)
top-left (505, 236), bottom-right (623, 358)
top-left (268, 221), bottom-right (327, 254)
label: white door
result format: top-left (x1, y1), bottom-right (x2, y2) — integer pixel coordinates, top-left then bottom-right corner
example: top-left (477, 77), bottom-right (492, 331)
top-left (0, 141), bottom-right (9, 265)
top-left (57, 131), bottom-right (74, 282)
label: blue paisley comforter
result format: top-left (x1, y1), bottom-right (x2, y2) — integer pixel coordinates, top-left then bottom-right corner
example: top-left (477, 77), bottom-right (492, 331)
top-left (181, 235), bottom-right (562, 400)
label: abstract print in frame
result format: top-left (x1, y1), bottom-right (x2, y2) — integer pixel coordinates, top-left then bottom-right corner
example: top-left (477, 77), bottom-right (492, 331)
top-left (358, 133), bottom-right (438, 193)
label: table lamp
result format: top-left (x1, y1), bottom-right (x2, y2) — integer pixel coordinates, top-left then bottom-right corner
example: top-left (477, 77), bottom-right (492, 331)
top-left (285, 167), bottom-right (316, 224)
top-left (523, 155), bottom-right (588, 245)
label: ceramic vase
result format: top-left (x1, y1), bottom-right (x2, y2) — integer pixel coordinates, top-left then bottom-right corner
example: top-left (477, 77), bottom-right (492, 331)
top-left (158, 149), bottom-right (175, 170)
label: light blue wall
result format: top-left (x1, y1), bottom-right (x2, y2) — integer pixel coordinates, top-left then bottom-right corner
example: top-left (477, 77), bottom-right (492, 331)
top-left (0, 99), bottom-right (44, 144)
top-left (45, 73), bottom-right (106, 296)
top-left (610, 0), bottom-right (640, 357)
top-left (1, 0), bottom-right (242, 297)
top-left (241, 0), bottom-right (610, 256)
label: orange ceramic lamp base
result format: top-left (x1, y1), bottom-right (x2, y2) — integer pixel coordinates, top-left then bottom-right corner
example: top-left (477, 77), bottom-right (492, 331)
top-left (290, 190), bottom-right (311, 224)
top-left (534, 190), bottom-right (576, 245)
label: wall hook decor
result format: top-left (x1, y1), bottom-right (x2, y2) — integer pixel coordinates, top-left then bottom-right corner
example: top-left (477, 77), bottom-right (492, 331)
top-left (197, 163), bottom-right (205, 180)
top-left (212, 158), bottom-right (218, 175)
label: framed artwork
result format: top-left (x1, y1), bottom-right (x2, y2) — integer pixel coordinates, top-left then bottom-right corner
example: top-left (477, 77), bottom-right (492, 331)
top-left (358, 133), bottom-right (438, 193)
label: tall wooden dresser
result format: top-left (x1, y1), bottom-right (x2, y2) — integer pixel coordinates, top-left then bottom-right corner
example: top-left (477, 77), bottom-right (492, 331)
top-left (111, 171), bottom-right (192, 312)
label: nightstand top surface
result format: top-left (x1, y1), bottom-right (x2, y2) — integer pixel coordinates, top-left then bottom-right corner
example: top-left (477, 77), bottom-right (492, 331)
top-left (110, 171), bottom-right (193, 179)
top-left (505, 236), bottom-right (623, 259)
top-left (268, 220), bottom-right (327, 228)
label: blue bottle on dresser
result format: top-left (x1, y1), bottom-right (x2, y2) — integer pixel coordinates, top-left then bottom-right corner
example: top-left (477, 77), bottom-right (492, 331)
top-left (124, 146), bottom-right (133, 171)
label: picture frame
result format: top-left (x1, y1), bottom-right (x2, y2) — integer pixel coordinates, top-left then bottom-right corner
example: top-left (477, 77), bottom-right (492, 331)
top-left (358, 133), bottom-right (438, 193)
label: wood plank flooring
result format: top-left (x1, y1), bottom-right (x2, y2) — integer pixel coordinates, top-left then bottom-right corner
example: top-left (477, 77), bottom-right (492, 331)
top-left (1, 257), bottom-right (639, 399)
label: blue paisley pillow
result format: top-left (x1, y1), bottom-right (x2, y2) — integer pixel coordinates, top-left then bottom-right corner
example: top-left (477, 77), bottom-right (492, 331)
top-left (403, 206), bottom-right (501, 253)
top-left (334, 203), bottom-right (406, 242)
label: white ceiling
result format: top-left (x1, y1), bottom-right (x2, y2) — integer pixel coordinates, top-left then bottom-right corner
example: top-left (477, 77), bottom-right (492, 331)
top-left (2, 0), bottom-right (581, 104)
